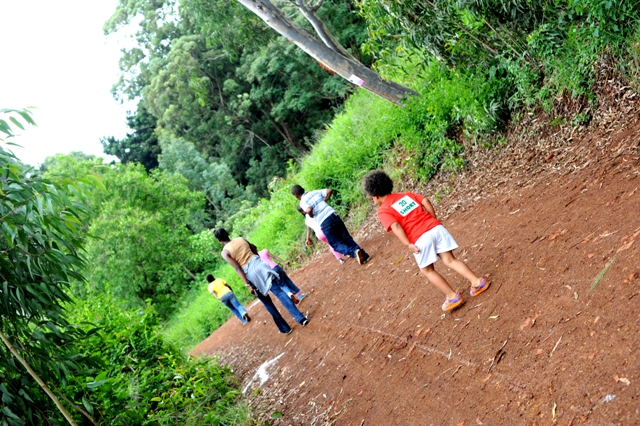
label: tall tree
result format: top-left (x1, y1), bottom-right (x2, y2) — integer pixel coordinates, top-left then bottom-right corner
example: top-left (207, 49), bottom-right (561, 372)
top-left (101, 102), bottom-right (160, 171)
top-left (157, 131), bottom-right (249, 223)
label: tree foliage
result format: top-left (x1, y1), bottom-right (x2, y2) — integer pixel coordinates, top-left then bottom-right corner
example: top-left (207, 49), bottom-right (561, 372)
top-left (104, 0), bottom-right (368, 197)
top-left (0, 118), bottom-right (101, 423)
top-left (358, 0), bottom-right (640, 101)
top-left (59, 294), bottom-right (251, 425)
top-left (42, 154), bottom-right (209, 317)
top-left (86, 164), bottom-right (206, 316)
top-left (101, 103), bottom-right (160, 172)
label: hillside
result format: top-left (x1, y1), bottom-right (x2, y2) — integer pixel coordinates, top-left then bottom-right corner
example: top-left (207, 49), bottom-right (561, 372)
top-left (191, 72), bottom-right (640, 425)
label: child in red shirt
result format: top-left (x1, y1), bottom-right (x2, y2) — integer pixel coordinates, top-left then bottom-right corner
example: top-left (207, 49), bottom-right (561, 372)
top-left (363, 170), bottom-right (490, 312)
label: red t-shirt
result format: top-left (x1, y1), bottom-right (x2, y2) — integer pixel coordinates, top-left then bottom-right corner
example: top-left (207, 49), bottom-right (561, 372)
top-left (377, 192), bottom-right (441, 244)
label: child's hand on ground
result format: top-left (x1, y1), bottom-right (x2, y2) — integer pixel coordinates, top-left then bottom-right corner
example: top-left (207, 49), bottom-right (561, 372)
top-left (305, 239), bottom-right (312, 246)
top-left (408, 244), bottom-right (420, 254)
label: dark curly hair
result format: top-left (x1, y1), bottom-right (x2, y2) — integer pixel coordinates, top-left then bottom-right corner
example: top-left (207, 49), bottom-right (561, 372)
top-left (363, 170), bottom-right (393, 197)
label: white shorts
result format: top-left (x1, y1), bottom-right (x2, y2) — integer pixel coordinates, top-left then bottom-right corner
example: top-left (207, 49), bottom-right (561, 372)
top-left (413, 225), bottom-right (459, 269)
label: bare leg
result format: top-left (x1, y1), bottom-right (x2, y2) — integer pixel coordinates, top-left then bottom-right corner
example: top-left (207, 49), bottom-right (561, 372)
top-left (420, 264), bottom-right (458, 299)
top-left (438, 251), bottom-right (481, 286)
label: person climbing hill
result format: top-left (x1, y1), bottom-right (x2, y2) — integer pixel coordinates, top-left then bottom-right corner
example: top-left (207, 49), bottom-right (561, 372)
top-left (258, 248), bottom-right (306, 303)
top-left (297, 205), bottom-right (346, 264)
top-left (291, 185), bottom-right (370, 264)
top-left (206, 273), bottom-right (251, 324)
top-left (214, 228), bottom-right (309, 333)
top-left (363, 170), bottom-right (490, 312)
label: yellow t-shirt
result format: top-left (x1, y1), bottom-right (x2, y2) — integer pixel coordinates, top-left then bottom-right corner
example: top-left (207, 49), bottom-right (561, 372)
top-left (208, 278), bottom-right (231, 299)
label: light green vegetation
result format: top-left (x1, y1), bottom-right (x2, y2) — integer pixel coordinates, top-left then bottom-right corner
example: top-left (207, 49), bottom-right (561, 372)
top-left (64, 293), bottom-right (253, 425)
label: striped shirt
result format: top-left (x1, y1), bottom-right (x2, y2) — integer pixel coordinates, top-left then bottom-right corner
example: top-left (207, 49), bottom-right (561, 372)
top-left (299, 189), bottom-right (335, 226)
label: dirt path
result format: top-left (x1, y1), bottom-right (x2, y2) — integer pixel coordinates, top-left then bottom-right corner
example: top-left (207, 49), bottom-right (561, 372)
top-left (192, 92), bottom-right (640, 425)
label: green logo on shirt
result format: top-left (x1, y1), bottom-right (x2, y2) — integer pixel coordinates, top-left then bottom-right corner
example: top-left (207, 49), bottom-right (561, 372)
top-left (391, 196), bottom-right (419, 217)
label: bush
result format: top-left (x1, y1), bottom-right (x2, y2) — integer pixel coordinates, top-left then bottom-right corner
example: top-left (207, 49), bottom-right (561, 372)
top-left (63, 293), bottom-right (252, 425)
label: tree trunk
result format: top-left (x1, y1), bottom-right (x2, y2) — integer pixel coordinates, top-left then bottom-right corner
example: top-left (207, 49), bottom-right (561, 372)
top-left (235, 0), bottom-right (419, 106)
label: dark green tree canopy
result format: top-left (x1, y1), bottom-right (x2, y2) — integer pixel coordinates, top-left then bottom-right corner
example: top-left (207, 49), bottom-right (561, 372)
top-left (101, 102), bottom-right (160, 171)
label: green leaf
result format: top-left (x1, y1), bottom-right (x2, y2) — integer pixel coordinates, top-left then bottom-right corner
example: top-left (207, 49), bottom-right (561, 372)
top-left (2, 406), bottom-right (21, 419)
top-left (82, 396), bottom-right (94, 416)
top-left (9, 116), bottom-right (25, 130)
top-left (86, 379), bottom-right (109, 389)
top-left (271, 411), bottom-right (283, 419)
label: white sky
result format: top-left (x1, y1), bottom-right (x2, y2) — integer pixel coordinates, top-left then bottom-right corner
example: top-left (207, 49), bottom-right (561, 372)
top-left (0, 0), bottom-right (134, 167)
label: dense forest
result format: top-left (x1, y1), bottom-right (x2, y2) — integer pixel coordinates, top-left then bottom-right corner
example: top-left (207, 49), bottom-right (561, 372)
top-left (2, 0), bottom-right (640, 423)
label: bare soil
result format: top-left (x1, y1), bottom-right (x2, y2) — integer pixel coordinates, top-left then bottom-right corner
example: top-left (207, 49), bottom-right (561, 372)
top-left (192, 72), bottom-right (640, 425)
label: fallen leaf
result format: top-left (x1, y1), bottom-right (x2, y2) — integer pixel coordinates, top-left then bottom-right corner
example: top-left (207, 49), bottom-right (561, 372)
top-left (589, 353), bottom-right (596, 360)
top-left (588, 253), bottom-right (595, 258)
top-left (520, 318), bottom-right (532, 330)
top-left (489, 315), bottom-right (499, 319)
top-left (617, 239), bottom-right (635, 253)
top-left (614, 375), bottom-right (631, 386)
top-left (482, 374), bottom-right (492, 382)
top-left (536, 349), bottom-right (544, 355)
top-left (407, 343), bottom-right (416, 356)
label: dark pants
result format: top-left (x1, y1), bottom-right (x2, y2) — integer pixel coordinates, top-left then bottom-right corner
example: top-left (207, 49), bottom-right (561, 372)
top-left (273, 265), bottom-right (300, 294)
top-left (253, 290), bottom-right (291, 333)
top-left (320, 213), bottom-right (367, 258)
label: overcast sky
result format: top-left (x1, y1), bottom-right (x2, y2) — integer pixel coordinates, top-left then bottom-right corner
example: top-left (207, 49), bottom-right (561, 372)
top-left (0, 0), bottom-right (134, 167)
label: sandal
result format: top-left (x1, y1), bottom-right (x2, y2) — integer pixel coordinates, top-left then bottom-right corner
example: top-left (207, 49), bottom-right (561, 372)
top-left (442, 293), bottom-right (464, 312)
top-left (470, 278), bottom-right (491, 297)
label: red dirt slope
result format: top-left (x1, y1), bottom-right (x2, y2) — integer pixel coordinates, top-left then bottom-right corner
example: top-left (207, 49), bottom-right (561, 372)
top-left (192, 84), bottom-right (640, 425)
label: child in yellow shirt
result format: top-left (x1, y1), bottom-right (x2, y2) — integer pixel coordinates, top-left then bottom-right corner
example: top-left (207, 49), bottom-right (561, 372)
top-left (207, 274), bottom-right (251, 324)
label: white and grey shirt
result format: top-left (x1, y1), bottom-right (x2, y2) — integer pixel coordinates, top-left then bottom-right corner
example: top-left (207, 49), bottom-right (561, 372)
top-left (299, 189), bottom-right (335, 226)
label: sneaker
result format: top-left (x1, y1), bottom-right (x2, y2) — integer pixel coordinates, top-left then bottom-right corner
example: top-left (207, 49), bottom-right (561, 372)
top-left (442, 293), bottom-right (464, 312)
top-left (470, 278), bottom-right (491, 297)
top-left (355, 249), bottom-right (366, 265)
top-left (339, 258), bottom-right (346, 265)
top-left (243, 313), bottom-right (251, 323)
top-left (300, 317), bottom-right (310, 326)
top-left (295, 292), bottom-right (306, 302)
top-left (281, 328), bottom-right (293, 334)
top-left (290, 293), bottom-right (300, 305)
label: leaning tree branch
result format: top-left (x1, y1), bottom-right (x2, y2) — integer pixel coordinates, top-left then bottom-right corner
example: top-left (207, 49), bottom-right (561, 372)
top-left (236, 0), bottom-right (418, 105)
top-left (0, 329), bottom-right (78, 425)
top-left (294, 0), bottom-right (359, 62)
